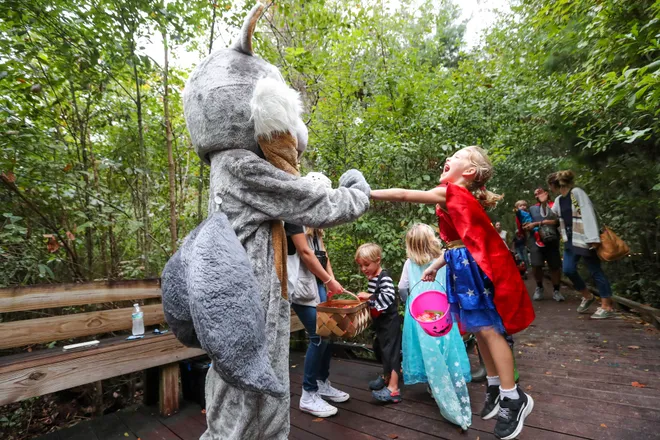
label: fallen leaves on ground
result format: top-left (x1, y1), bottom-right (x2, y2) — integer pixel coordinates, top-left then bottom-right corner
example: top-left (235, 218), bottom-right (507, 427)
top-left (312, 418), bottom-right (324, 422)
top-left (387, 434), bottom-right (399, 439)
top-left (523, 343), bottom-right (536, 347)
top-left (632, 382), bottom-right (646, 388)
top-left (628, 345), bottom-right (640, 349)
top-left (600, 424), bottom-right (608, 428)
top-left (545, 371), bottom-right (552, 375)
top-left (526, 385), bottom-right (533, 391)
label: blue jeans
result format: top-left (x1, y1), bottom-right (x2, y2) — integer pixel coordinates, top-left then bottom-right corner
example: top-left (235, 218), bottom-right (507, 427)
top-left (515, 244), bottom-right (529, 268)
top-left (291, 284), bottom-right (331, 392)
top-left (563, 246), bottom-right (612, 298)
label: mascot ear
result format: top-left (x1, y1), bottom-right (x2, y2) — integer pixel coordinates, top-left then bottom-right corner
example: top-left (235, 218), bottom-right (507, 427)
top-left (233, 2), bottom-right (266, 55)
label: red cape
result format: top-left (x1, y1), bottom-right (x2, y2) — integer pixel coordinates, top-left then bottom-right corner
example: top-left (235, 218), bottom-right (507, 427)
top-left (445, 184), bottom-right (535, 334)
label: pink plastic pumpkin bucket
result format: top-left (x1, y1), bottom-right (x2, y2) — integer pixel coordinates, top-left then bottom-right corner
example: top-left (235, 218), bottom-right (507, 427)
top-left (409, 290), bottom-right (453, 337)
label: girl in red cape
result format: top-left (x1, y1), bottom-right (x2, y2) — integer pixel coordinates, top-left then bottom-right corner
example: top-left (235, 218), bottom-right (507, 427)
top-left (371, 146), bottom-right (535, 440)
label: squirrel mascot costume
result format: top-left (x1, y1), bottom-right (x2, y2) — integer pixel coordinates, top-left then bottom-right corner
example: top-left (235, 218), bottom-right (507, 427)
top-left (161, 2), bottom-right (371, 438)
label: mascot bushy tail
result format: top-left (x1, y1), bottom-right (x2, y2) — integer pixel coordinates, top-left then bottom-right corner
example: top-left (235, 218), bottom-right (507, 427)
top-left (161, 207), bottom-right (285, 397)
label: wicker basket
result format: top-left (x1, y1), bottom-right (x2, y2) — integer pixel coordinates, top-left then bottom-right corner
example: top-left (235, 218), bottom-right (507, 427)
top-left (316, 296), bottom-right (370, 339)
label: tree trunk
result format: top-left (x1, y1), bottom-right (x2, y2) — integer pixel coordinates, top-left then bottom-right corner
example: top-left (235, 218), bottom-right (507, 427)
top-left (163, 29), bottom-right (177, 253)
top-left (133, 56), bottom-right (151, 275)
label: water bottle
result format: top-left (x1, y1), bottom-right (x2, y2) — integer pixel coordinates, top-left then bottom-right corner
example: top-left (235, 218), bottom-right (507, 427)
top-left (132, 303), bottom-right (144, 336)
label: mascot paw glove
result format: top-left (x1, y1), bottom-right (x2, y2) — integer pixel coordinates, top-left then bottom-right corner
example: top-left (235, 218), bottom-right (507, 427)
top-left (339, 169), bottom-right (371, 198)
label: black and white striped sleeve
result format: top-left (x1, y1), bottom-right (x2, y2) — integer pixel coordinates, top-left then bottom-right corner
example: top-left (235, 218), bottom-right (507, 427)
top-left (373, 274), bottom-right (396, 311)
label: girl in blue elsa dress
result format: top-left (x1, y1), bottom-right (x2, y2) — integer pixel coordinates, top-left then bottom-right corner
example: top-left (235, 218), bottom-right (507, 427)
top-left (398, 224), bottom-right (472, 430)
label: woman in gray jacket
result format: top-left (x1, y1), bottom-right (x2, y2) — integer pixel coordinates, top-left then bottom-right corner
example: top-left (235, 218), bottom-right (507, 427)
top-left (547, 171), bottom-right (615, 319)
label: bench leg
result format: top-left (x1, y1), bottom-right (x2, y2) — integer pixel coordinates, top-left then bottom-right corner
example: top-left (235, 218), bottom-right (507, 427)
top-left (159, 362), bottom-right (180, 417)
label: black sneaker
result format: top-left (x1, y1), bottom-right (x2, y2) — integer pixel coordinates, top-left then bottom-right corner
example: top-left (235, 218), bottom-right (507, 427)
top-left (480, 385), bottom-right (500, 420)
top-left (494, 387), bottom-right (534, 440)
top-left (368, 376), bottom-right (385, 391)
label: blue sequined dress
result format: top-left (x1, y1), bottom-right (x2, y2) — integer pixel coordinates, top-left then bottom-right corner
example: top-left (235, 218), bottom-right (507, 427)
top-left (401, 260), bottom-right (472, 429)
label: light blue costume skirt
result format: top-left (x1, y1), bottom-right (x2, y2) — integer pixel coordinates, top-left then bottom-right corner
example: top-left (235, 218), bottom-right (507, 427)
top-left (402, 261), bottom-right (472, 429)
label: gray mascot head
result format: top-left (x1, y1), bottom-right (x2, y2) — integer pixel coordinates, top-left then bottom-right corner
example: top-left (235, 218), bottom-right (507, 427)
top-left (184, 2), bottom-right (308, 163)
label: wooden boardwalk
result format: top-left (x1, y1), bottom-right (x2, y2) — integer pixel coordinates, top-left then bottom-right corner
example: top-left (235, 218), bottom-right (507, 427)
top-left (35, 278), bottom-right (660, 440)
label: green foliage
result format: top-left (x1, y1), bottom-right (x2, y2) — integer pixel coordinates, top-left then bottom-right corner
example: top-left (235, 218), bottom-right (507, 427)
top-left (1, 0), bottom-right (658, 305)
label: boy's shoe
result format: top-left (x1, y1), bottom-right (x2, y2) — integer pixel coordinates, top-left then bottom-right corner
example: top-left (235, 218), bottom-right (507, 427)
top-left (532, 287), bottom-right (544, 301)
top-left (591, 307), bottom-right (615, 320)
top-left (480, 384), bottom-right (501, 420)
top-left (494, 387), bottom-right (534, 440)
top-left (372, 387), bottom-right (401, 403)
top-left (300, 389), bottom-right (338, 418)
top-left (533, 232), bottom-right (545, 248)
top-left (368, 375), bottom-right (386, 391)
top-left (317, 379), bottom-right (350, 403)
top-left (552, 290), bottom-right (565, 302)
top-left (577, 295), bottom-right (596, 314)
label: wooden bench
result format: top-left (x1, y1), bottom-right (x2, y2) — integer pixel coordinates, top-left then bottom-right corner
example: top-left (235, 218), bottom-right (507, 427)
top-left (0, 279), bottom-right (304, 417)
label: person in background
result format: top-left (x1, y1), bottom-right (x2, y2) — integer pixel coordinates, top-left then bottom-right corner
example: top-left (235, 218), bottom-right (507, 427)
top-left (524, 187), bottom-right (564, 302)
top-left (547, 171), bottom-right (614, 319)
top-left (285, 173), bottom-right (351, 418)
top-left (495, 221), bottom-right (509, 247)
top-left (515, 200), bottom-right (544, 248)
top-left (512, 230), bottom-right (529, 280)
top-left (356, 243), bottom-right (402, 404)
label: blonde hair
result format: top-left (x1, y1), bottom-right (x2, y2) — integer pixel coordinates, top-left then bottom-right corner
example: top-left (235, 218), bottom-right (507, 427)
top-left (406, 224), bottom-right (442, 266)
top-left (463, 146), bottom-right (503, 208)
top-left (514, 200), bottom-right (528, 209)
top-left (355, 243), bottom-right (382, 263)
top-left (547, 170), bottom-right (575, 189)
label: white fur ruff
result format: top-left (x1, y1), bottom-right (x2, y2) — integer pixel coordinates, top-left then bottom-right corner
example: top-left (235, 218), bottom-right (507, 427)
top-left (250, 77), bottom-right (302, 140)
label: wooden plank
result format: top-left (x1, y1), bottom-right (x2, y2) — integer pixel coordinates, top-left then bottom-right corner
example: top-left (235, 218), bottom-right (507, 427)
top-left (140, 405), bottom-right (207, 440)
top-left (291, 310), bottom-right (304, 332)
top-left (115, 406), bottom-right (181, 440)
top-left (0, 335), bottom-right (205, 405)
top-left (0, 304), bottom-right (165, 349)
top-left (613, 295), bottom-right (660, 329)
top-left (289, 425), bottom-right (325, 440)
top-left (89, 411), bottom-right (136, 440)
top-left (290, 407), bottom-right (380, 440)
top-left (0, 279), bottom-right (161, 312)
top-left (57, 419), bottom-right (100, 440)
top-left (0, 333), bottom-right (191, 372)
top-left (159, 363), bottom-right (181, 417)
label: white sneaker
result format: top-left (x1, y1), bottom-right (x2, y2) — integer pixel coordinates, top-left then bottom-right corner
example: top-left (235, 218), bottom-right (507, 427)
top-left (300, 389), bottom-right (338, 417)
top-left (552, 290), bottom-right (565, 302)
top-left (532, 287), bottom-right (543, 301)
top-left (317, 379), bottom-right (350, 403)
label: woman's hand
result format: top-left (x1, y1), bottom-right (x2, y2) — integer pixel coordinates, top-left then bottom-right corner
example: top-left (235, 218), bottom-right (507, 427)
top-left (326, 279), bottom-right (343, 297)
top-left (422, 266), bottom-right (437, 282)
top-left (523, 222), bottom-right (536, 231)
top-left (587, 242), bottom-right (601, 249)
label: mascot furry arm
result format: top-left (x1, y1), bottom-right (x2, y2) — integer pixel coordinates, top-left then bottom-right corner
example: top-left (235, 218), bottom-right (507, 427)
top-left (161, 2), bottom-right (370, 400)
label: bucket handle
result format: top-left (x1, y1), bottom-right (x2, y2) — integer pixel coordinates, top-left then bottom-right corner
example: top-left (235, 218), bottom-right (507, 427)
top-left (409, 277), bottom-right (444, 295)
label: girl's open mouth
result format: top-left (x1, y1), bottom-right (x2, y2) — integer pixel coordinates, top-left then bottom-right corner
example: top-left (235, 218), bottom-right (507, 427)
top-left (444, 163), bottom-right (450, 173)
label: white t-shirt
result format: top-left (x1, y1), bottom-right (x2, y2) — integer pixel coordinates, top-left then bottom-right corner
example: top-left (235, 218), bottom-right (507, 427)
top-left (499, 230), bottom-right (508, 243)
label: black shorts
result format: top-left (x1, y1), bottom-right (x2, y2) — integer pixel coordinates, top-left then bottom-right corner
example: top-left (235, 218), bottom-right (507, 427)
top-left (528, 237), bottom-right (561, 270)
top-left (372, 312), bottom-right (401, 375)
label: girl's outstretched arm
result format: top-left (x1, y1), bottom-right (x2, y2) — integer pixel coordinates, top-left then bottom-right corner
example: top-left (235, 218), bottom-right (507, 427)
top-left (371, 186), bottom-right (446, 205)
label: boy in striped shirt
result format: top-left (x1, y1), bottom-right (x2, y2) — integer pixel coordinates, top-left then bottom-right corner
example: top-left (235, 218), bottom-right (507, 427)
top-left (356, 243), bottom-right (402, 403)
